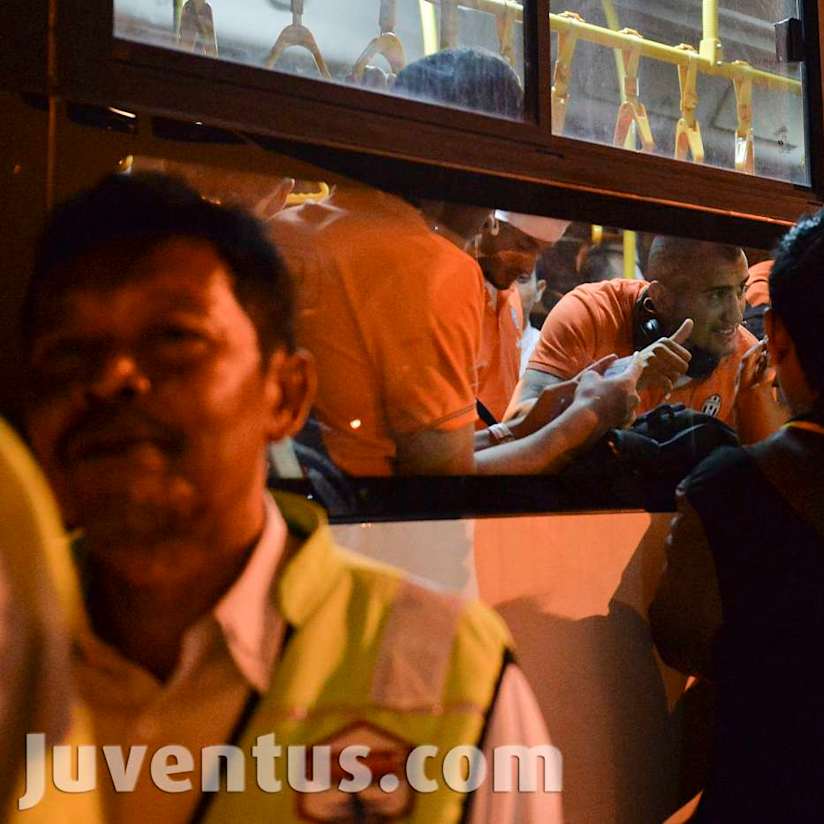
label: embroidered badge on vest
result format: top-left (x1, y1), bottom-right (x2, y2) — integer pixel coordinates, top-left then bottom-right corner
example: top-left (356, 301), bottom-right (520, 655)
top-left (297, 722), bottom-right (414, 822)
top-left (701, 393), bottom-right (722, 417)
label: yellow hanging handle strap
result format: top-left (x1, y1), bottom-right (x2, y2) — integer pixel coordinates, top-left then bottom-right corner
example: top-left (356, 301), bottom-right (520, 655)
top-left (178, 0), bottom-right (218, 57)
top-left (265, 0), bottom-right (331, 79)
top-left (285, 181), bottom-right (331, 207)
top-left (352, 0), bottom-right (407, 82)
top-left (551, 11), bottom-right (584, 135)
top-left (731, 61), bottom-right (755, 174)
top-left (613, 28), bottom-right (655, 153)
top-left (674, 43), bottom-right (705, 164)
top-left (439, 0), bottom-right (459, 48)
top-left (495, 1), bottom-right (518, 68)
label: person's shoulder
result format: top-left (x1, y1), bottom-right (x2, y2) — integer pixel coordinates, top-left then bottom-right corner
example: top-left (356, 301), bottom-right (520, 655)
top-left (571, 277), bottom-right (644, 295)
top-left (747, 423), bottom-right (824, 467)
top-left (678, 443), bottom-right (754, 500)
top-left (746, 261), bottom-right (772, 308)
top-left (267, 184), bottom-right (384, 238)
top-left (564, 277), bottom-right (644, 310)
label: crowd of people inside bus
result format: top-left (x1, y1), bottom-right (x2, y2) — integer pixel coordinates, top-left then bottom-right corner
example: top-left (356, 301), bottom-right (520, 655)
top-left (6, 44), bottom-right (824, 824)
top-left (261, 48), bottom-right (789, 482)
top-left (114, 47), bottom-right (788, 486)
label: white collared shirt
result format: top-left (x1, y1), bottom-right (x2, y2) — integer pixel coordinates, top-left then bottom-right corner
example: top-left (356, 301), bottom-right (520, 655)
top-left (519, 324), bottom-right (542, 377)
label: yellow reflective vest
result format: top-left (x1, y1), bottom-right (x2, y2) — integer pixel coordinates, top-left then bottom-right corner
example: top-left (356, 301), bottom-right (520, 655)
top-left (10, 491), bottom-right (512, 823)
top-left (202, 492), bottom-right (512, 822)
top-left (1, 417), bottom-right (103, 824)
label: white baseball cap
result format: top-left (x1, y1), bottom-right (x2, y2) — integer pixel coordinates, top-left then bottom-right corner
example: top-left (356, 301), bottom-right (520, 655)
top-left (495, 210), bottom-right (570, 243)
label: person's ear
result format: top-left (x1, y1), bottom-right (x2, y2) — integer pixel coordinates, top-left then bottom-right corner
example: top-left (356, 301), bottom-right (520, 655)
top-left (646, 280), bottom-right (673, 316)
top-left (263, 348), bottom-right (317, 443)
top-left (764, 308), bottom-right (791, 367)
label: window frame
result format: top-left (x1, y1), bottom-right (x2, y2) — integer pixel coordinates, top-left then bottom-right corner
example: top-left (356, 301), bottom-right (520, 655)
top-left (1, 1), bottom-right (822, 520)
top-left (16, 0), bottom-right (815, 233)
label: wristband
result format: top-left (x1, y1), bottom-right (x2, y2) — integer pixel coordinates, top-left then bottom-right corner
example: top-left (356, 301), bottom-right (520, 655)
top-left (488, 422), bottom-right (516, 444)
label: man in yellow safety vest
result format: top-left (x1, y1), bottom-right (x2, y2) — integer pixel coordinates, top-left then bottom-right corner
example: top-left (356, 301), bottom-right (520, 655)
top-left (10, 171), bottom-right (563, 823)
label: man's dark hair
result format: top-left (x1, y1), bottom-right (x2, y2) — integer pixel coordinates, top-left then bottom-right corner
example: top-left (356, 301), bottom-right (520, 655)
top-left (770, 209), bottom-right (824, 393)
top-left (579, 245), bottom-right (621, 283)
top-left (393, 47), bottom-right (523, 119)
top-left (647, 236), bottom-right (745, 290)
top-left (22, 172), bottom-right (294, 355)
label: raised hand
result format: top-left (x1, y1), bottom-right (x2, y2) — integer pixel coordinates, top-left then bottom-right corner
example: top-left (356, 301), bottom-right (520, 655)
top-left (574, 352), bottom-right (644, 431)
top-left (633, 318), bottom-right (694, 393)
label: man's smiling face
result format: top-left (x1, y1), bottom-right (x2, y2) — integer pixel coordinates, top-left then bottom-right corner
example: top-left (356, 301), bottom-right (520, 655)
top-left (664, 255), bottom-right (749, 359)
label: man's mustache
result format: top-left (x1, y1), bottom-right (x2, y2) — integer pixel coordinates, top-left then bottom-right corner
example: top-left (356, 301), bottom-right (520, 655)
top-left (56, 405), bottom-right (184, 466)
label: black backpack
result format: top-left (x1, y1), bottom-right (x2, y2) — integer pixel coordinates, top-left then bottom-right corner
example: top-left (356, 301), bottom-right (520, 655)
top-left (558, 403), bottom-right (740, 510)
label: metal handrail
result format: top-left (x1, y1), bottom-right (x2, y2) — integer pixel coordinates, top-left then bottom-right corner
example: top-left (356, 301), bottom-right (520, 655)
top-left (423, 0), bottom-right (802, 95)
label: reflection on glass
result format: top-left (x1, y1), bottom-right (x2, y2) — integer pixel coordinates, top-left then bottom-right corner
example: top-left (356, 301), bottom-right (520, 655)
top-left (550, 0), bottom-right (807, 184)
top-left (128, 155), bottom-right (787, 480)
top-left (113, 0), bottom-right (527, 119)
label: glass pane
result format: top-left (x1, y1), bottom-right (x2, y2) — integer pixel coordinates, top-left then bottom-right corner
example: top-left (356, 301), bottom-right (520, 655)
top-left (550, 0), bottom-right (808, 184)
top-left (107, 154), bottom-right (784, 486)
top-left (113, 0), bottom-right (528, 120)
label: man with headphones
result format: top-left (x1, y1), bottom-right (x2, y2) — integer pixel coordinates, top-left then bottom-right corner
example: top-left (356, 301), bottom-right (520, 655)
top-left (508, 236), bottom-right (788, 444)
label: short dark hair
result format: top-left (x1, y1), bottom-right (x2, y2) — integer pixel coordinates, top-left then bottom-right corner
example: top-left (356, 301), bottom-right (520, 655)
top-left (770, 210), bottom-right (824, 393)
top-left (394, 47), bottom-right (523, 119)
top-left (647, 236), bottom-right (745, 290)
top-left (22, 172), bottom-right (294, 355)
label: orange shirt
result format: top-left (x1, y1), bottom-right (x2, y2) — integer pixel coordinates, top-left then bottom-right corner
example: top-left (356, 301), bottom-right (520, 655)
top-left (746, 260), bottom-right (772, 308)
top-left (476, 282), bottom-right (523, 423)
top-left (268, 185), bottom-right (484, 476)
top-left (528, 278), bottom-right (761, 429)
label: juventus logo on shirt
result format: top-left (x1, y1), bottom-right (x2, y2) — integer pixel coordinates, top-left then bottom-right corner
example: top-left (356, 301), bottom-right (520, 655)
top-left (701, 394), bottom-right (722, 417)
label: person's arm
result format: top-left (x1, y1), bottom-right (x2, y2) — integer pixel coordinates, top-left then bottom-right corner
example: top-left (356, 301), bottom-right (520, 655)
top-left (394, 424), bottom-right (476, 475)
top-left (397, 361), bottom-right (640, 475)
top-left (506, 288), bottom-right (604, 419)
top-left (649, 489), bottom-right (722, 679)
top-left (476, 398), bottom-right (600, 475)
top-left (477, 360), bottom-right (643, 475)
top-left (505, 369), bottom-right (567, 420)
top-left (477, 381), bottom-right (578, 452)
top-left (505, 353), bottom-right (621, 423)
top-left (467, 664), bottom-right (563, 824)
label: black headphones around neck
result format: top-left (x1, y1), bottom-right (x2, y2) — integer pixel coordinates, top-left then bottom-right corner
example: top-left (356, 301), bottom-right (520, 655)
top-left (633, 292), bottom-right (662, 351)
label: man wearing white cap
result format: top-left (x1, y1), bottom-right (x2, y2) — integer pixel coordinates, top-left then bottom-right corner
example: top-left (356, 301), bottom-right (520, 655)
top-left (474, 212), bottom-right (570, 423)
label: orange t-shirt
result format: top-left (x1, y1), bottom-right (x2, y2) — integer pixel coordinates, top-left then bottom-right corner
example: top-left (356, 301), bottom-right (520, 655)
top-left (528, 278), bottom-right (761, 429)
top-left (268, 185), bottom-right (484, 476)
top-left (476, 282), bottom-right (523, 424)
top-left (746, 260), bottom-right (772, 308)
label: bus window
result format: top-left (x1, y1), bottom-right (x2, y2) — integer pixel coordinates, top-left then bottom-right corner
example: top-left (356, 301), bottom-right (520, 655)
top-left (113, 0), bottom-right (529, 120)
top-left (550, 0), bottom-right (808, 184)
top-left (127, 155), bottom-right (787, 495)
